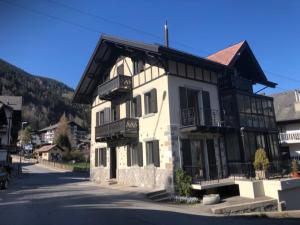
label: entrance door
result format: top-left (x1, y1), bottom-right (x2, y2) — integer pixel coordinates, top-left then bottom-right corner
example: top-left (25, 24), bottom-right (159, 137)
top-left (110, 147), bottom-right (117, 179)
top-left (206, 139), bottom-right (217, 179)
top-left (181, 139), bottom-right (206, 181)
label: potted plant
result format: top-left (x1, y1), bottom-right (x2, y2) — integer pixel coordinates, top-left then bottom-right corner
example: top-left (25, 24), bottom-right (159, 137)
top-left (253, 148), bottom-right (270, 180)
top-left (291, 159), bottom-right (299, 178)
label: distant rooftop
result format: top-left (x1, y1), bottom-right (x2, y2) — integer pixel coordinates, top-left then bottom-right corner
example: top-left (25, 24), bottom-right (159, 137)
top-left (0, 96), bottom-right (22, 111)
top-left (39, 121), bottom-right (86, 132)
top-left (271, 90), bottom-right (300, 122)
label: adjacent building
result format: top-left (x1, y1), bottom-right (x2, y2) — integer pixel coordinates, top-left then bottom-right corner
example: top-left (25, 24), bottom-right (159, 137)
top-left (38, 121), bottom-right (88, 148)
top-left (0, 96), bottom-right (22, 146)
top-left (73, 35), bottom-right (279, 190)
top-left (0, 101), bottom-right (13, 147)
top-left (272, 90), bottom-right (300, 159)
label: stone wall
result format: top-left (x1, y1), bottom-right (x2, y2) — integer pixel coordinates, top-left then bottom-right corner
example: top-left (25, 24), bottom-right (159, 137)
top-left (117, 166), bottom-right (173, 190)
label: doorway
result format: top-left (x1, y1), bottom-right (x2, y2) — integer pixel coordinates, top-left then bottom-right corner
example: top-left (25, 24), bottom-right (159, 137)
top-left (110, 147), bottom-right (117, 179)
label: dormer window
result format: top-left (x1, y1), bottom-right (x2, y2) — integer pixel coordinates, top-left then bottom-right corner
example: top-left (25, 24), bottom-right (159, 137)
top-left (133, 59), bottom-right (145, 75)
top-left (117, 64), bottom-right (124, 75)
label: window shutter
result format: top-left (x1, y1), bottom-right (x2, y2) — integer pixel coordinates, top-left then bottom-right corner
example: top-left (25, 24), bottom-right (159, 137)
top-left (116, 104), bottom-right (120, 120)
top-left (136, 95), bottom-right (142, 117)
top-left (96, 112), bottom-right (99, 126)
top-left (127, 146), bottom-right (132, 167)
top-left (153, 140), bottom-right (160, 167)
top-left (117, 64), bottom-right (124, 75)
top-left (126, 100), bottom-right (131, 118)
top-left (104, 108), bottom-right (110, 124)
top-left (103, 148), bottom-right (107, 167)
top-left (202, 91), bottom-right (212, 126)
top-left (95, 149), bottom-right (99, 167)
top-left (137, 142), bottom-right (143, 167)
top-left (150, 89), bottom-right (157, 113)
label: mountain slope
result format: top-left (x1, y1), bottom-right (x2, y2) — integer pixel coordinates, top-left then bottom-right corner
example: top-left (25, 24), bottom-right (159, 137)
top-left (0, 59), bottom-right (90, 130)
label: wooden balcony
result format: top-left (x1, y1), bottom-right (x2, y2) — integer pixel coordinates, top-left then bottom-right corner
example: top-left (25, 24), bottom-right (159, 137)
top-left (95, 118), bottom-right (139, 142)
top-left (98, 75), bottom-right (132, 100)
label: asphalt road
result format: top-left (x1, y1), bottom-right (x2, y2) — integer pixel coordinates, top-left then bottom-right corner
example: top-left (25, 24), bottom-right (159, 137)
top-left (0, 162), bottom-right (300, 225)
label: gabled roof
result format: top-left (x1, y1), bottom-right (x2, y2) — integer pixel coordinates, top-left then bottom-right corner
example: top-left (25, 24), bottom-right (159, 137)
top-left (271, 90), bottom-right (300, 122)
top-left (207, 41), bottom-right (245, 66)
top-left (73, 35), bottom-right (225, 104)
top-left (35, 144), bottom-right (63, 153)
top-left (0, 96), bottom-right (22, 111)
top-left (207, 41), bottom-right (276, 88)
top-left (39, 121), bottom-right (86, 132)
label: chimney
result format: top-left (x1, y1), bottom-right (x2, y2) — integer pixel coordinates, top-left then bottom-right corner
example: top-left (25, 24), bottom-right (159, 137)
top-left (164, 21), bottom-right (169, 47)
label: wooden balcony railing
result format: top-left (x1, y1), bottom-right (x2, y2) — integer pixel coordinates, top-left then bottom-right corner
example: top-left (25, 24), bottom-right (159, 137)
top-left (98, 75), bottom-right (132, 100)
top-left (95, 118), bottom-right (138, 142)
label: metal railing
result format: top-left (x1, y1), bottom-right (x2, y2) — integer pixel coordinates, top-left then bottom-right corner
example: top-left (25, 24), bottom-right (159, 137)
top-left (183, 165), bottom-right (226, 185)
top-left (98, 74), bottom-right (132, 100)
top-left (180, 107), bottom-right (221, 127)
top-left (279, 132), bottom-right (300, 143)
top-left (95, 118), bottom-right (138, 141)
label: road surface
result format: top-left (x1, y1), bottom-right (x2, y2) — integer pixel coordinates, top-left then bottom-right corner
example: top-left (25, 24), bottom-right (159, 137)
top-left (0, 162), bottom-right (299, 225)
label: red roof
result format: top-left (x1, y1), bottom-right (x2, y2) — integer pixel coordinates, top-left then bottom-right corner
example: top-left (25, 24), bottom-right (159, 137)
top-left (207, 41), bottom-right (245, 66)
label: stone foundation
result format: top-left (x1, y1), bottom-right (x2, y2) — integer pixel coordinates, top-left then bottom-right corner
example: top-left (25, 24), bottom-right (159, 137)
top-left (118, 166), bottom-right (173, 190)
top-left (90, 167), bottom-right (109, 184)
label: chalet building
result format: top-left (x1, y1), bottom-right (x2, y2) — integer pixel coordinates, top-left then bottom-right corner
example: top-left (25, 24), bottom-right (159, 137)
top-left (73, 35), bottom-right (279, 190)
top-left (0, 96), bottom-right (22, 146)
top-left (38, 121), bottom-right (87, 148)
top-left (272, 90), bottom-right (300, 159)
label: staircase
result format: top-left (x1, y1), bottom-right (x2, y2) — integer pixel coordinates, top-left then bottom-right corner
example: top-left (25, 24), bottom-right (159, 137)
top-left (146, 189), bottom-right (170, 202)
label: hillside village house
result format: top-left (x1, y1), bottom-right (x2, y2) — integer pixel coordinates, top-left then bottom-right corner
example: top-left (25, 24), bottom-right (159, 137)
top-left (73, 34), bottom-right (280, 190)
top-left (272, 90), bottom-right (300, 160)
top-left (39, 121), bottom-right (87, 148)
top-left (35, 144), bottom-right (64, 161)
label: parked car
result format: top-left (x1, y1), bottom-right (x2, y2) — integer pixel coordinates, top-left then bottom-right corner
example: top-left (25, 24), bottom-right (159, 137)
top-left (0, 170), bottom-right (8, 189)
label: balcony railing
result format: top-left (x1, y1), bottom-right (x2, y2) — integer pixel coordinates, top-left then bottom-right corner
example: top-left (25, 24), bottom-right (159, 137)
top-left (0, 126), bottom-right (7, 134)
top-left (279, 132), bottom-right (300, 144)
top-left (98, 75), bottom-right (132, 100)
top-left (95, 118), bottom-right (138, 142)
top-left (180, 107), bottom-right (222, 128)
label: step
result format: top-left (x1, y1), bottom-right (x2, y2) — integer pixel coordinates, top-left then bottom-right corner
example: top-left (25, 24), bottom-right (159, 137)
top-left (146, 189), bottom-right (166, 198)
top-left (153, 196), bottom-right (171, 202)
top-left (149, 192), bottom-right (169, 201)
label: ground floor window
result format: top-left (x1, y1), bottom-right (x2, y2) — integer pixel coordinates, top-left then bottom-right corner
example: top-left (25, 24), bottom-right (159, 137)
top-left (127, 143), bottom-right (143, 167)
top-left (146, 140), bottom-right (160, 167)
top-left (95, 148), bottom-right (107, 167)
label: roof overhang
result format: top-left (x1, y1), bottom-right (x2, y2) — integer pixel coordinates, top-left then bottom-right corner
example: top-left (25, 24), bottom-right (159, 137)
top-left (73, 35), bottom-right (226, 104)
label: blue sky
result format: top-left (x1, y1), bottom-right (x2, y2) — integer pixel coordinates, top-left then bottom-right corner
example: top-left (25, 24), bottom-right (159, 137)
top-left (0, 0), bottom-right (299, 94)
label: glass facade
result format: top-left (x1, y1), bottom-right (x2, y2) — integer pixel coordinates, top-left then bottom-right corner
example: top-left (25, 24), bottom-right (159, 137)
top-left (237, 94), bottom-right (276, 130)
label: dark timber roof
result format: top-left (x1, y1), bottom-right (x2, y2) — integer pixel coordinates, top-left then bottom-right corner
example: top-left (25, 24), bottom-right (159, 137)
top-left (207, 41), bottom-right (276, 88)
top-left (73, 35), bottom-right (276, 104)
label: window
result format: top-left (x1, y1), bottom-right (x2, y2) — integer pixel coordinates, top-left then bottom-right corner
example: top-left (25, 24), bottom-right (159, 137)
top-left (95, 148), bottom-right (107, 167)
top-left (144, 89), bottom-right (157, 114)
top-left (133, 59), bottom-right (145, 74)
top-left (127, 143), bottom-right (143, 167)
top-left (126, 96), bottom-right (142, 118)
top-left (146, 140), bottom-right (160, 167)
top-left (111, 104), bottom-right (120, 122)
top-left (117, 64), bottom-right (124, 75)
